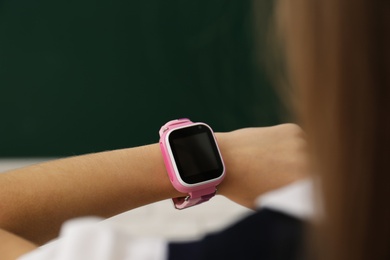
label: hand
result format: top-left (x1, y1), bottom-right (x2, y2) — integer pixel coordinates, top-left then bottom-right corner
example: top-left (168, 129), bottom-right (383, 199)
top-left (216, 124), bottom-right (310, 209)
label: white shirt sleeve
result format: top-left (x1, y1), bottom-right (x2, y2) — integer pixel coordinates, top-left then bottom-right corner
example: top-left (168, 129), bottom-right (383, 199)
top-left (18, 217), bottom-right (168, 260)
top-left (255, 179), bottom-right (315, 220)
top-left (19, 180), bottom-right (314, 260)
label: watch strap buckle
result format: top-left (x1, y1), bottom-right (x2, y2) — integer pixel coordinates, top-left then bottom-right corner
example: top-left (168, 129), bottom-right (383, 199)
top-left (172, 188), bottom-right (217, 210)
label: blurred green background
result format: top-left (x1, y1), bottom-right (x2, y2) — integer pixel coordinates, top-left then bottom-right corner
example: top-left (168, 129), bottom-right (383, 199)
top-left (0, 0), bottom-right (280, 157)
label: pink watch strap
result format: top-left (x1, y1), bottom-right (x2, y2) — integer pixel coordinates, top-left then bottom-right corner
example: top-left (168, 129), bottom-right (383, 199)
top-left (173, 187), bottom-right (217, 210)
top-left (159, 118), bottom-right (193, 136)
top-left (159, 118), bottom-right (218, 210)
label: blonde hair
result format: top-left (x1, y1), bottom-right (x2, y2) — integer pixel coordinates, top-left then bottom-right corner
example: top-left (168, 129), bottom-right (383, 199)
top-left (278, 0), bottom-right (390, 259)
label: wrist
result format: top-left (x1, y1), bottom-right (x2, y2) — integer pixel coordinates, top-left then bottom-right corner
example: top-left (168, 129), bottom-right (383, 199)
top-left (214, 126), bottom-right (310, 209)
top-left (140, 143), bottom-right (186, 200)
top-left (214, 130), bottom-right (268, 208)
top-left (212, 132), bottom-right (238, 197)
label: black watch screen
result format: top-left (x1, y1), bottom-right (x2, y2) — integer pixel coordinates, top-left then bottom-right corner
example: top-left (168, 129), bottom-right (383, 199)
top-left (168, 124), bottom-right (224, 184)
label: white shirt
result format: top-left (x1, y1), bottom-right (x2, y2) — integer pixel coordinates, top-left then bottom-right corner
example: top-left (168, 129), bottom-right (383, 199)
top-left (19, 179), bottom-right (313, 260)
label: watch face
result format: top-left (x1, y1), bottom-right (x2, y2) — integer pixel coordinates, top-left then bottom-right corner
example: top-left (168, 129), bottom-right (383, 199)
top-left (168, 124), bottom-right (224, 184)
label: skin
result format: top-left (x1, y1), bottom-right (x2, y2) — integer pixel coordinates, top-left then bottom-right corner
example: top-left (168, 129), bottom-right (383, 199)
top-left (0, 124), bottom-right (309, 259)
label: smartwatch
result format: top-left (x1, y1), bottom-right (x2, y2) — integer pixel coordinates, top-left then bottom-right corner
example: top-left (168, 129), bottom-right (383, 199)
top-left (159, 118), bottom-right (225, 209)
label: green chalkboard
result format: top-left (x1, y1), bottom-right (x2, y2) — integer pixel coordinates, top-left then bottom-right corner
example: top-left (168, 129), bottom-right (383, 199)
top-left (0, 0), bottom-right (281, 157)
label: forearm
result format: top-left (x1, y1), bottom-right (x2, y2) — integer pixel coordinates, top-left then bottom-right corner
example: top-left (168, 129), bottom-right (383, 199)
top-left (0, 124), bottom-right (309, 247)
top-left (0, 229), bottom-right (37, 260)
top-left (0, 143), bottom-right (183, 245)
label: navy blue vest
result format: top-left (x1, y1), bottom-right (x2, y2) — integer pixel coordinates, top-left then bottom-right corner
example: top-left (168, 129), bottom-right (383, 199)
top-left (169, 208), bottom-right (305, 260)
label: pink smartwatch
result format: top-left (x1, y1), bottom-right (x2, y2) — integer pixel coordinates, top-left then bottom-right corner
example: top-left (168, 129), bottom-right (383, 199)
top-left (159, 119), bottom-right (226, 209)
